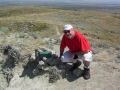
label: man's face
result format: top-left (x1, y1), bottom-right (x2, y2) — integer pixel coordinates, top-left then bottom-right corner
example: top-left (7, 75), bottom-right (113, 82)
top-left (64, 29), bottom-right (75, 39)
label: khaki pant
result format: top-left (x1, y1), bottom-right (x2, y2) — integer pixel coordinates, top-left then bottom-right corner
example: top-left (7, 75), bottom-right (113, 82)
top-left (61, 51), bottom-right (93, 63)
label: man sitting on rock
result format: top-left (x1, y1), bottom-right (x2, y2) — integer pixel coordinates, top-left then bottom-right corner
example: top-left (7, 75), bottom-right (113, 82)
top-left (59, 24), bottom-right (93, 80)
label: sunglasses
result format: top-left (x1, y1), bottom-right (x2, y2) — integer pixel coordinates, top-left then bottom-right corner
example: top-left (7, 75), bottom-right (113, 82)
top-left (63, 30), bottom-right (70, 34)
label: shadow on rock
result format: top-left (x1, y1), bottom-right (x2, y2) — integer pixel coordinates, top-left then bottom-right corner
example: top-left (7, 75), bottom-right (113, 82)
top-left (20, 48), bottom-right (83, 82)
top-left (2, 45), bottom-right (21, 69)
top-left (56, 63), bottom-right (83, 82)
top-left (1, 45), bottom-right (21, 86)
top-left (66, 68), bottom-right (83, 82)
top-left (20, 60), bottom-right (40, 78)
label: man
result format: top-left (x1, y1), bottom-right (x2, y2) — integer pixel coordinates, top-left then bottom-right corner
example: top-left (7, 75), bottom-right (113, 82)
top-left (59, 24), bottom-right (93, 80)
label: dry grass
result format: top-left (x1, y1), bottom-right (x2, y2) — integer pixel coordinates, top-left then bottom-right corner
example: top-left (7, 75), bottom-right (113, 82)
top-left (0, 6), bottom-right (120, 49)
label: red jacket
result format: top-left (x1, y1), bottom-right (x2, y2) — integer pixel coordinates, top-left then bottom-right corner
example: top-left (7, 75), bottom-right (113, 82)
top-left (60, 31), bottom-right (91, 53)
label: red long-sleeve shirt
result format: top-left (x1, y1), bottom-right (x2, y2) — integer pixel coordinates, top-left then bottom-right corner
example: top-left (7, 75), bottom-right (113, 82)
top-left (60, 31), bottom-right (91, 53)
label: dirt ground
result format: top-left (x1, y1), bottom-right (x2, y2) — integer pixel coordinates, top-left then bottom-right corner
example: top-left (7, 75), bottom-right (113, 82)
top-left (0, 46), bottom-right (120, 90)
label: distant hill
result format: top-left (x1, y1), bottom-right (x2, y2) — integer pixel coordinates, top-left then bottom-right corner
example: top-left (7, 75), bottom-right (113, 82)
top-left (0, 0), bottom-right (120, 9)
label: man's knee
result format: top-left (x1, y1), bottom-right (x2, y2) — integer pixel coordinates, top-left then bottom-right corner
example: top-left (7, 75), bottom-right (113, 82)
top-left (83, 51), bottom-right (93, 62)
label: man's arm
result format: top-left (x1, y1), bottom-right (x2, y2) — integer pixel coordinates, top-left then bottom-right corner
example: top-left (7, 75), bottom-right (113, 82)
top-left (59, 48), bottom-right (64, 58)
top-left (59, 35), bottom-right (66, 58)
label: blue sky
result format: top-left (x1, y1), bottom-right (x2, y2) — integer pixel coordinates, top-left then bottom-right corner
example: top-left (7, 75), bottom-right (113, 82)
top-left (0, 0), bottom-right (120, 4)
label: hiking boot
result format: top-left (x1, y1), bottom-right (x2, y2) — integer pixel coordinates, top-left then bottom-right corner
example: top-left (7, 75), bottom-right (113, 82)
top-left (69, 61), bottom-right (81, 72)
top-left (83, 68), bottom-right (90, 80)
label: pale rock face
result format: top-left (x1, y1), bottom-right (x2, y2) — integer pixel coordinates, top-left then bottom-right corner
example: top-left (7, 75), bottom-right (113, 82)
top-left (9, 74), bottom-right (21, 86)
top-left (29, 52), bottom-right (36, 61)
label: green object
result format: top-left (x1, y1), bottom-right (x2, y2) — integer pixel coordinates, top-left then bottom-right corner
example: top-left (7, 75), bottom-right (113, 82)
top-left (38, 50), bottom-right (52, 58)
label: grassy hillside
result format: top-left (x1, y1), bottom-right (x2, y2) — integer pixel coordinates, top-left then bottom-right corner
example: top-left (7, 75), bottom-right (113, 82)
top-left (0, 6), bottom-right (120, 90)
top-left (0, 6), bottom-right (120, 49)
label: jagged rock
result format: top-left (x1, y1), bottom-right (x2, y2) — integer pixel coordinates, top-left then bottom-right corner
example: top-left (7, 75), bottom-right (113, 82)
top-left (2, 68), bottom-right (13, 85)
top-left (32, 68), bottom-right (41, 76)
top-left (73, 69), bottom-right (83, 77)
top-left (29, 52), bottom-right (36, 62)
top-left (48, 66), bottom-right (61, 83)
top-left (37, 60), bottom-right (46, 70)
top-left (0, 45), bottom-right (21, 86)
top-left (3, 45), bottom-right (21, 66)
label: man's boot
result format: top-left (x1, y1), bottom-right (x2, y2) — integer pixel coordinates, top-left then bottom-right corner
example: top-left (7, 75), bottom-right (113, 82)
top-left (69, 60), bottom-right (81, 72)
top-left (83, 67), bottom-right (90, 80)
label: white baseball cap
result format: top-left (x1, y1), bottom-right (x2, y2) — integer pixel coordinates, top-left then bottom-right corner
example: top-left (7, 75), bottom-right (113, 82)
top-left (64, 24), bottom-right (73, 31)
